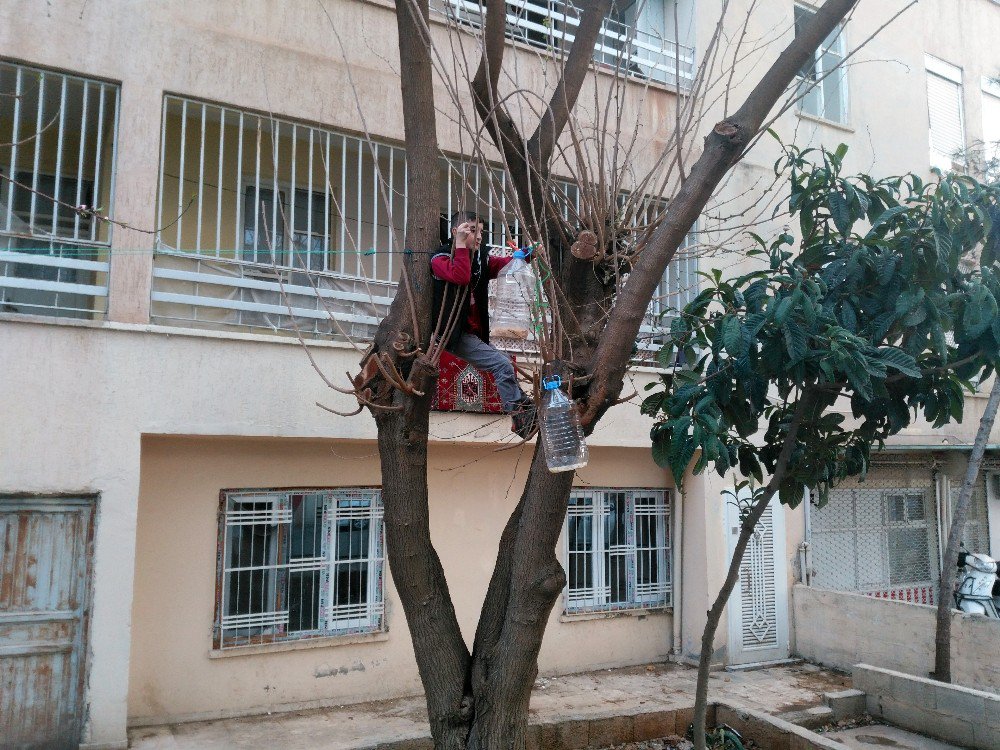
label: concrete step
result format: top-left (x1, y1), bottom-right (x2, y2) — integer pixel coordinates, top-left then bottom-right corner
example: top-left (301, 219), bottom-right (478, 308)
top-left (823, 688), bottom-right (867, 721)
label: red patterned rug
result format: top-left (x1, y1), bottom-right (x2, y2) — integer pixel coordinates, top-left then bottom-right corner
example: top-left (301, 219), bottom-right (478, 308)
top-left (432, 349), bottom-right (509, 414)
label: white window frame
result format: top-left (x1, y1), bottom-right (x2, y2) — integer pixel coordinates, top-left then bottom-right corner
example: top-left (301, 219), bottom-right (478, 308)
top-left (564, 488), bottom-right (672, 614)
top-left (925, 54), bottom-right (966, 170)
top-left (981, 76), bottom-right (1000, 168)
top-left (794, 3), bottom-right (849, 124)
top-left (214, 488), bottom-right (385, 650)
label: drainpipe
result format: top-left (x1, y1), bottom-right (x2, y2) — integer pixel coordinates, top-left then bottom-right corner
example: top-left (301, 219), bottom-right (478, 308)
top-left (671, 484), bottom-right (684, 659)
top-left (935, 468), bottom-right (949, 567)
top-left (799, 488), bottom-right (812, 585)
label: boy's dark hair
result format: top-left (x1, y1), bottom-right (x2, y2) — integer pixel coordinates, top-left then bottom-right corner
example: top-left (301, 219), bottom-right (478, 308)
top-left (450, 210), bottom-right (482, 229)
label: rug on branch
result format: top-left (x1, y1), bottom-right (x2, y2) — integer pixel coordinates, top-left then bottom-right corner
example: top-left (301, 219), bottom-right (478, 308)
top-left (432, 349), bottom-right (508, 414)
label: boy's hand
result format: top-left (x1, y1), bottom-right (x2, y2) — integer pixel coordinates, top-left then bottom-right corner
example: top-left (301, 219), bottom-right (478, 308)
top-left (455, 221), bottom-right (478, 248)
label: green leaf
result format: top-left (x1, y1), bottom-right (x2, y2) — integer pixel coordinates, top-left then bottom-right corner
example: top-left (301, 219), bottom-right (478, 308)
top-left (783, 321), bottom-right (809, 361)
top-left (721, 315), bottom-right (743, 357)
top-left (877, 347), bottom-right (922, 378)
top-left (963, 283), bottom-right (998, 338)
top-left (652, 436), bottom-right (671, 469)
top-left (829, 191), bottom-right (852, 235)
top-left (775, 296), bottom-right (795, 325)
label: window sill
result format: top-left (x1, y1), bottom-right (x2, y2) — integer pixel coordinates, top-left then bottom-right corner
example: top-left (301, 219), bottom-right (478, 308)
top-left (795, 110), bottom-right (854, 133)
top-left (208, 630), bottom-right (389, 659)
top-left (560, 607), bottom-right (672, 623)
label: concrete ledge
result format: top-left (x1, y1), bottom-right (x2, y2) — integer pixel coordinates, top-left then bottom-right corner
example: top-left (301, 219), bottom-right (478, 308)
top-left (369, 702), bottom-right (851, 750)
top-left (854, 663), bottom-right (1000, 750)
top-left (715, 704), bottom-right (846, 750)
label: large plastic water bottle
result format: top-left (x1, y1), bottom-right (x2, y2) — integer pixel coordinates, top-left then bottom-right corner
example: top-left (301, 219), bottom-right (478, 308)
top-left (540, 376), bottom-right (589, 473)
top-left (491, 249), bottom-right (536, 340)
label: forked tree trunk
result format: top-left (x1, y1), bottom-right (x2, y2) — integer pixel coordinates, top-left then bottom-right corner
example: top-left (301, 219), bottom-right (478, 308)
top-left (932, 378), bottom-right (1000, 683)
top-left (374, 1), bottom-right (859, 747)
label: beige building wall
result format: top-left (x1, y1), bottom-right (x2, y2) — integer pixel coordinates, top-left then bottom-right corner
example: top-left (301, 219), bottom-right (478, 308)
top-left (128, 436), bottom-right (674, 723)
top-left (4, 0), bottom-right (1000, 746)
top-left (0, 317), bottom-right (681, 744)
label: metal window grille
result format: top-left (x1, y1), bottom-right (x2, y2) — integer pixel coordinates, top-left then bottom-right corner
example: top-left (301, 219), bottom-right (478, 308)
top-left (564, 488), bottom-right (671, 613)
top-left (153, 95), bottom-right (697, 344)
top-left (810, 464), bottom-right (941, 605)
top-left (215, 488), bottom-right (384, 650)
top-left (951, 476), bottom-right (992, 556)
top-left (0, 61), bottom-right (119, 318)
top-left (794, 5), bottom-right (848, 123)
top-left (435, 0), bottom-right (696, 88)
top-left (810, 459), bottom-right (996, 606)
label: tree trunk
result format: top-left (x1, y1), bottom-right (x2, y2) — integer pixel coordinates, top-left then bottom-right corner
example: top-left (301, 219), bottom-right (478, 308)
top-left (466, 444), bottom-right (576, 749)
top-left (932, 377), bottom-right (1000, 682)
top-left (692, 392), bottom-right (814, 750)
top-left (691, 490), bottom-right (774, 748)
top-left (367, 1), bottom-right (861, 747)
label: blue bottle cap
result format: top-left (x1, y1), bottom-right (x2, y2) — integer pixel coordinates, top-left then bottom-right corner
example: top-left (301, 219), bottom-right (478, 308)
top-left (513, 249), bottom-right (527, 259)
top-left (542, 375), bottom-right (562, 390)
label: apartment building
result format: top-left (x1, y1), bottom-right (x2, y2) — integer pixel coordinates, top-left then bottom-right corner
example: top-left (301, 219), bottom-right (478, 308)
top-left (0, 0), bottom-right (998, 748)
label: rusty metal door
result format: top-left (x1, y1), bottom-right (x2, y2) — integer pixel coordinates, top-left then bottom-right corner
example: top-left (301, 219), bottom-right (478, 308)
top-left (0, 496), bottom-right (94, 749)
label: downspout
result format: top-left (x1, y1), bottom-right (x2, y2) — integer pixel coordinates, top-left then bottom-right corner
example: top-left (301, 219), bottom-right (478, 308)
top-left (935, 468), bottom-right (948, 567)
top-left (798, 488), bottom-right (812, 586)
top-left (671, 483), bottom-right (684, 659)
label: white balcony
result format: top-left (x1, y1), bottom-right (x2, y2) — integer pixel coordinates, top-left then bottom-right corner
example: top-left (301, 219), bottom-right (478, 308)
top-left (436, 0), bottom-right (696, 89)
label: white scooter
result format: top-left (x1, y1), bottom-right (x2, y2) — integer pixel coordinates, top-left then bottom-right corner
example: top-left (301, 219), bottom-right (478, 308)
top-left (954, 547), bottom-right (1000, 618)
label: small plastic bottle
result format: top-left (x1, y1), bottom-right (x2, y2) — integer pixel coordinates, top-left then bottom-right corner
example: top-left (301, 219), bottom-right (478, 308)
top-left (491, 249), bottom-right (537, 341)
top-left (540, 376), bottom-right (589, 473)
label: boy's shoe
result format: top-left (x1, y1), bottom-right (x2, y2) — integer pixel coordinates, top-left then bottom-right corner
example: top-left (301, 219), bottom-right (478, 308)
top-left (511, 398), bottom-right (538, 439)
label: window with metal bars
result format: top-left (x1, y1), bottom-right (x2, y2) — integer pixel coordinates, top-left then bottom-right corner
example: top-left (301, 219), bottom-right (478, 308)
top-left (794, 4), bottom-right (848, 124)
top-left (564, 488), bottom-right (671, 613)
top-left (152, 95), bottom-right (698, 340)
top-left (0, 60), bottom-right (119, 318)
top-left (214, 489), bottom-right (385, 650)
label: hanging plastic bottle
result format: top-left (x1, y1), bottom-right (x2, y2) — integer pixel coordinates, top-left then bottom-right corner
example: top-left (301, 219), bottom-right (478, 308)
top-left (540, 375), bottom-right (589, 473)
top-left (491, 249), bottom-right (537, 340)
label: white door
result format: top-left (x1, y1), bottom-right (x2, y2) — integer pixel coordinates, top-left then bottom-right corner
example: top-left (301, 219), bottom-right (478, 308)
top-left (726, 490), bottom-right (789, 666)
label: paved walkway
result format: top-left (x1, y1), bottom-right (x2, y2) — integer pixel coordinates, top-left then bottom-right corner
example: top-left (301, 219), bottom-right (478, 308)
top-left (129, 662), bottom-right (851, 749)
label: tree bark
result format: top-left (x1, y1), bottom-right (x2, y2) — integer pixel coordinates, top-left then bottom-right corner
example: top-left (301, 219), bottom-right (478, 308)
top-left (932, 377), bottom-right (1000, 683)
top-left (466, 444), bottom-right (575, 749)
top-left (377, 2), bottom-right (472, 747)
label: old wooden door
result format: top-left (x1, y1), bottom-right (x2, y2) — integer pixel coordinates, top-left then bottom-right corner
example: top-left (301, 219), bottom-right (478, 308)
top-left (0, 496), bottom-right (94, 749)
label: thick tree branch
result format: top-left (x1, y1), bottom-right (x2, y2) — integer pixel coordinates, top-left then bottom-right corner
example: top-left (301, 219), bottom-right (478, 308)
top-left (376, 2), bottom-right (472, 747)
top-left (528, 0), bottom-right (615, 166)
top-left (582, 0), bottom-right (859, 425)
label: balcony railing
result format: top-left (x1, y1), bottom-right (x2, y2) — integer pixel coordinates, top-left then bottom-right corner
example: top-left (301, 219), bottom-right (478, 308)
top-left (436, 0), bottom-right (696, 88)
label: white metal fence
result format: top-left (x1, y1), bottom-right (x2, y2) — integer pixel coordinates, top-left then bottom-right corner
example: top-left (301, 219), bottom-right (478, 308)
top-left (436, 0), bottom-right (696, 88)
top-left (0, 61), bottom-right (119, 318)
top-left (153, 95), bottom-right (698, 342)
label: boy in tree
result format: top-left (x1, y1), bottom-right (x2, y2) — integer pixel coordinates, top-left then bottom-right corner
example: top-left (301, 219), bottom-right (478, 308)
top-left (431, 211), bottom-right (537, 438)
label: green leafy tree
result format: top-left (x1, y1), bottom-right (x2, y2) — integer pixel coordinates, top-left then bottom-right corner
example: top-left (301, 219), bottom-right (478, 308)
top-left (642, 144), bottom-right (1000, 749)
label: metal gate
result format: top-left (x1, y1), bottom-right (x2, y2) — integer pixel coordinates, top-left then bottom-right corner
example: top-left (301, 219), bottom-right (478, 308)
top-left (726, 490), bottom-right (789, 666)
top-left (0, 496), bottom-right (94, 749)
